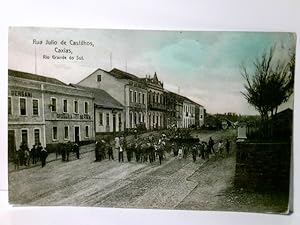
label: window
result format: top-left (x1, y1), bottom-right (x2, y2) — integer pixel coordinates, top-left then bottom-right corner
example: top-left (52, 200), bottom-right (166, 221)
top-left (118, 113), bottom-right (122, 125)
top-left (134, 112), bottom-right (137, 125)
top-left (130, 112), bottom-right (133, 128)
top-left (200, 115), bottom-right (203, 119)
top-left (84, 102), bottom-right (89, 114)
top-left (85, 126), bottom-right (89, 138)
top-left (106, 113), bottom-right (110, 126)
top-left (64, 126), bottom-right (69, 139)
top-left (74, 100), bottom-right (78, 113)
top-left (130, 90), bottom-right (133, 102)
top-left (134, 91), bottom-right (137, 103)
top-left (138, 92), bottom-right (141, 104)
top-left (21, 129), bottom-right (28, 145)
top-left (32, 99), bottom-right (39, 115)
top-left (52, 127), bottom-right (58, 141)
top-left (8, 97), bottom-right (12, 115)
top-left (51, 98), bottom-right (57, 112)
top-left (142, 94), bottom-right (145, 104)
top-left (34, 129), bottom-right (40, 144)
top-left (97, 75), bottom-right (101, 82)
top-left (63, 99), bottom-right (68, 113)
top-left (99, 112), bottom-right (103, 126)
top-left (20, 98), bottom-right (26, 115)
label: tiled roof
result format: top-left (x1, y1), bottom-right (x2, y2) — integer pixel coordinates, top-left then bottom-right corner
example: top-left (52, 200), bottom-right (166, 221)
top-left (109, 68), bottom-right (140, 81)
top-left (71, 84), bottom-right (124, 110)
top-left (8, 69), bottom-right (68, 86)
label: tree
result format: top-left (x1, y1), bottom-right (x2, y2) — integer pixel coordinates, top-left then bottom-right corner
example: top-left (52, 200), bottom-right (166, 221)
top-left (241, 46), bottom-right (294, 137)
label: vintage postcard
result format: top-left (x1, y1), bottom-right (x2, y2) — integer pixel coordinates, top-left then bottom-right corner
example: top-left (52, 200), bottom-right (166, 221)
top-left (8, 27), bottom-right (295, 213)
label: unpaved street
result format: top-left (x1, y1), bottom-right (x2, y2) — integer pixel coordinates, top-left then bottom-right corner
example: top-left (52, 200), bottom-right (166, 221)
top-left (9, 130), bottom-right (237, 210)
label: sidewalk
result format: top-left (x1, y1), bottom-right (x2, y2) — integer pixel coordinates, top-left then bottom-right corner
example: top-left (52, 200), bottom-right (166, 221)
top-left (8, 143), bottom-right (96, 173)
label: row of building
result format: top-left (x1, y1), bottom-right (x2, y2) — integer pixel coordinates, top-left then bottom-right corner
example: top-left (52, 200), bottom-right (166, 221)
top-left (8, 68), bottom-right (205, 159)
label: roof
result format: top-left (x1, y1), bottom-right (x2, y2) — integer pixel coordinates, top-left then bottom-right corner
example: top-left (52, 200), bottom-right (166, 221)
top-left (71, 84), bottom-right (124, 110)
top-left (8, 69), bottom-right (68, 86)
top-left (166, 90), bottom-right (203, 107)
top-left (109, 68), bottom-right (140, 81)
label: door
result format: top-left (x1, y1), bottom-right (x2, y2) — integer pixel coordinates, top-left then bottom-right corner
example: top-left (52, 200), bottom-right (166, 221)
top-left (75, 126), bottom-right (80, 143)
top-left (8, 130), bottom-right (16, 162)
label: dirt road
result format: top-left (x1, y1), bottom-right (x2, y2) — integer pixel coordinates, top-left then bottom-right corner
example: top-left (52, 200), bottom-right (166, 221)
top-left (9, 129), bottom-right (238, 210)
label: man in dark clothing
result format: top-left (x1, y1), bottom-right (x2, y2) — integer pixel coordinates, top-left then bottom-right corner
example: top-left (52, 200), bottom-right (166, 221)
top-left (107, 143), bottom-right (114, 160)
top-left (157, 144), bottom-right (164, 165)
top-left (40, 146), bottom-right (48, 167)
top-left (66, 141), bottom-right (72, 161)
top-left (36, 142), bottom-right (43, 162)
top-left (208, 137), bottom-right (215, 154)
top-left (192, 145), bottom-right (197, 162)
top-left (99, 140), bottom-right (106, 161)
top-left (20, 142), bottom-right (29, 166)
top-left (31, 144), bottom-right (38, 164)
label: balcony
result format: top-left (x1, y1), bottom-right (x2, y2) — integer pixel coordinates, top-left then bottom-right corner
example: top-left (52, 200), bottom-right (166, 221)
top-left (148, 103), bottom-right (166, 111)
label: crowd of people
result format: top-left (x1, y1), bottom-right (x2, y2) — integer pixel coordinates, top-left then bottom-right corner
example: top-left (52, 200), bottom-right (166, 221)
top-left (94, 133), bottom-right (231, 165)
top-left (13, 131), bottom-right (232, 170)
top-left (14, 142), bottom-right (48, 169)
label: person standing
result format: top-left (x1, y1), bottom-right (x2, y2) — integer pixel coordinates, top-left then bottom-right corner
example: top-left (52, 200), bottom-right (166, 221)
top-left (31, 144), bottom-right (37, 165)
top-left (208, 137), bottom-right (215, 154)
top-left (178, 144), bottom-right (183, 159)
top-left (40, 146), bottom-right (48, 167)
top-left (218, 140), bottom-right (224, 158)
top-left (119, 143), bottom-right (124, 162)
top-left (107, 141), bottom-right (114, 160)
top-left (66, 141), bottom-right (72, 161)
top-left (115, 136), bottom-right (120, 160)
top-left (192, 145), bottom-right (197, 162)
top-left (157, 143), bottom-right (164, 165)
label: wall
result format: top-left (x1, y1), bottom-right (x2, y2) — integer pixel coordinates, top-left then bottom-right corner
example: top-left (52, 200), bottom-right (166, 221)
top-left (43, 84), bottom-right (95, 144)
top-left (95, 108), bottom-right (123, 133)
top-left (235, 142), bottom-right (291, 192)
top-left (78, 69), bottom-right (126, 105)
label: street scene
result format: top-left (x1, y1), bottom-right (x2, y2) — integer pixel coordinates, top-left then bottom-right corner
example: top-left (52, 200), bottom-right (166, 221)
top-left (8, 28), bottom-right (295, 213)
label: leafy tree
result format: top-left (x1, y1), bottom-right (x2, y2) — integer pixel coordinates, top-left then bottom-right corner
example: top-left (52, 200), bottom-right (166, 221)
top-left (241, 46), bottom-right (294, 122)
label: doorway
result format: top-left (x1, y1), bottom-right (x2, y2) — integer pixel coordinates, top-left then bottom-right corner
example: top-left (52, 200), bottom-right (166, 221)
top-left (74, 126), bottom-right (80, 143)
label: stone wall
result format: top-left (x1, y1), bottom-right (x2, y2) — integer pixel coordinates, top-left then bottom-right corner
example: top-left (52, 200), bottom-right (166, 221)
top-left (235, 142), bottom-right (291, 192)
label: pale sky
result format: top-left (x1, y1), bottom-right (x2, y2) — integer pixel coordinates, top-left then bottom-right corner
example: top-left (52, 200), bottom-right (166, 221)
top-left (8, 27), bottom-right (296, 115)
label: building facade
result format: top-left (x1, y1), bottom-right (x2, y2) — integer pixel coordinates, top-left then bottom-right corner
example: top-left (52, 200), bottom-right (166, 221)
top-left (183, 98), bottom-right (196, 128)
top-left (141, 73), bottom-right (166, 129)
top-left (8, 70), bottom-right (95, 160)
top-left (72, 85), bottom-right (124, 133)
top-left (77, 68), bottom-right (148, 131)
top-left (77, 67), bottom-right (205, 131)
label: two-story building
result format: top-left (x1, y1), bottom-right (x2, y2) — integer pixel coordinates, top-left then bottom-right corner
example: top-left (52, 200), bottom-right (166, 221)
top-left (183, 97), bottom-right (196, 128)
top-left (141, 72), bottom-right (166, 129)
top-left (8, 69), bottom-right (95, 160)
top-left (71, 84), bottom-right (124, 133)
top-left (77, 68), bottom-right (148, 130)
